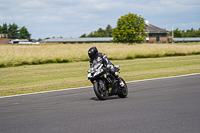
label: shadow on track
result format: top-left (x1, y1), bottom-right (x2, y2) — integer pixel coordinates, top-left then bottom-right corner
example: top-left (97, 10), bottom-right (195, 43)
top-left (90, 96), bottom-right (128, 101)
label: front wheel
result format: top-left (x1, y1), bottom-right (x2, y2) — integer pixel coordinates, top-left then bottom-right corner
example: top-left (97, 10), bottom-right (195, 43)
top-left (93, 80), bottom-right (108, 100)
top-left (118, 78), bottom-right (128, 98)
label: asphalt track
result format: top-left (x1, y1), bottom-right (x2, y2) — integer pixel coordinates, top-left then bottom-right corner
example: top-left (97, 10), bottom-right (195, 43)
top-left (0, 74), bottom-right (200, 133)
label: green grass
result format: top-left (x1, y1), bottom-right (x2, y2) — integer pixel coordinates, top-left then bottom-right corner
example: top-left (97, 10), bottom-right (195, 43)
top-left (1, 55), bottom-right (200, 97)
top-left (1, 43), bottom-right (200, 68)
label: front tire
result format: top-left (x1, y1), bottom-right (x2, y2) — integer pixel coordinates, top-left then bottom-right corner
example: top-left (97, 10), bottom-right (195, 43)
top-left (93, 81), bottom-right (108, 100)
top-left (118, 78), bottom-right (128, 98)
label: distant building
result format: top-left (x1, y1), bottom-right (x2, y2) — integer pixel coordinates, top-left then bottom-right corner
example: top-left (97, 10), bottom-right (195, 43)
top-left (0, 34), bottom-right (39, 44)
top-left (8, 39), bottom-right (39, 44)
top-left (173, 37), bottom-right (200, 43)
top-left (40, 37), bottom-right (113, 44)
top-left (144, 24), bottom-right (169, 43)
top-left (0, 34), bottom-right (8, 44)
top-left (42, 23), bottom-right (170, 44)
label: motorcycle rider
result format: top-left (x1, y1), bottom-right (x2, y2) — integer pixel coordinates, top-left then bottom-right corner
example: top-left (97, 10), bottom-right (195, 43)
top-left (88, 46), bottom-right (124, 87)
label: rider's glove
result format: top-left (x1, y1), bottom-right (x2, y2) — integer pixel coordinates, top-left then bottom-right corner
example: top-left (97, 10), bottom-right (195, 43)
top-left (107, 64), bottom-right (111, 69)
top-left (90, 68), bottom-right (94, 72)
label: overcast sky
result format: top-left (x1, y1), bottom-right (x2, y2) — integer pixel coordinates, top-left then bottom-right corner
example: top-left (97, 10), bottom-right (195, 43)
top-left (0, 0), bottom-right (200, 39)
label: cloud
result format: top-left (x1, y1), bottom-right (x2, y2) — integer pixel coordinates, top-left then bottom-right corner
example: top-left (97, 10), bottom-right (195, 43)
top-left (0, 0), bottom-right (200, 39)
top-left (20, 0), bottom-right (46, 9)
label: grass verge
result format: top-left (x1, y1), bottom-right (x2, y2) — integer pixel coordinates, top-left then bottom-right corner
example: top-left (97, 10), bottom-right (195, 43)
top-left (0, 55), bottom-right (200, 97)
top-left (1, 43), bottom-right (200, 68)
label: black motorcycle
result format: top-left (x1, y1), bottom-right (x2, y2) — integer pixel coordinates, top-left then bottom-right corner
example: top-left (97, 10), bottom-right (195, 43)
top-left (87, 63), bottom-right (128, 100)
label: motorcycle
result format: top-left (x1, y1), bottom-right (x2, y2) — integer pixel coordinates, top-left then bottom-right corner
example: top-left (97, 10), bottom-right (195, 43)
top-left (87, 63), bottom-right (128, 100)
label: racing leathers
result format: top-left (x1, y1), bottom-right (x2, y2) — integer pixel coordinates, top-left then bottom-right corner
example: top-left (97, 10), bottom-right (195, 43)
top-left (89, 52), bottom-right (124, 87)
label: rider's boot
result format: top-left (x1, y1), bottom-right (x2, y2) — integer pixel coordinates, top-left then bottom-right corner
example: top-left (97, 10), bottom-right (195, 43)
top-left (115, 72), bottom-right (125, 87)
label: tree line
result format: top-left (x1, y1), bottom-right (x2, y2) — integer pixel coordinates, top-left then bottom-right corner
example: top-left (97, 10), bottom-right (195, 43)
top-left (80, 13), bottom-right (147, 43)
top-left (80, 12), bottom-right (200, 43)
top-left (168, 28), bottom-right (200, 38)
top-left (0, 23), bottom-right (31, 39)
top-left (80, 25), bottom-right (113, 38)
top-left (81, 25), bottom-right (200, 39)
top-left (2, 15), bottom-right (199, 43)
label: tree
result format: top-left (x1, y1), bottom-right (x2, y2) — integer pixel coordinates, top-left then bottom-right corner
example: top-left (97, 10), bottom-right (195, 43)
top-left (196, 28), bottom-right (200, 37)
top-left (0, 23), bottom-right (8, 34)
top-left (8, 23), bottom-right (19, 38)
top-left (105, 24), bottom-right (113, 37)
top-left (0, 25), bottom-right (2, 34)
top-left (87, 28), bottom-right (109, 37)
top-left (80, 33), bottom-right (87, 38)
top-left (38, 38), bottom-right (42, 42)
top-left (168, 27), bottom-right (200, 38)
top-left (79, 25), bottom-right (112, 38)
top-left (0, 23), bottom-right (32, 39)
top-left (0, 23), bottom-right (9, 38)
top-left (112, 13), bottom-right (148, 43)
top-left (18, 26), bottom-right (31, 39)
top-left (173, 28), bottom-right (182, 37)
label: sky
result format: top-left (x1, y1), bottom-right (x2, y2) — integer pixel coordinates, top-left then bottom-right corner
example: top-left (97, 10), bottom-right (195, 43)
top-left (0, 0), bottom-right (200, 39)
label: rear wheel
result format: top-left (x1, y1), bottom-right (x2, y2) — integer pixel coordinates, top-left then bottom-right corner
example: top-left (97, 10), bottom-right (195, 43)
top-left (118, 78), bottom-right (128, 98)
top-left (93, 80), bottom-right (108, 100)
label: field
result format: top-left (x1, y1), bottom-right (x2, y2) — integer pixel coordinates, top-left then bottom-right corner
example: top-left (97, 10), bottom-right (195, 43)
top-left (1, 43), bottom-right (200, 97)
top-left (1, 43), bottom-right (200, 68)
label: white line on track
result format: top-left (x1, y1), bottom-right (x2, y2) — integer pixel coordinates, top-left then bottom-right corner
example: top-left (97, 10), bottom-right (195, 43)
top-left (126, 73), bottom-right (200, 83)
top-left (1, 73), bottom-right (200, 99)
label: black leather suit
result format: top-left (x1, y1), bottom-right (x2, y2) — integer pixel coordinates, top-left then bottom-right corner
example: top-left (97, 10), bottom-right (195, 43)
top-left (89, 52), bottom-right (116, 76)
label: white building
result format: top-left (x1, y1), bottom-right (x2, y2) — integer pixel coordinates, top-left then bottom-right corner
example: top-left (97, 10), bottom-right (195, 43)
top-left (9, 39), bottom-right (39, 44)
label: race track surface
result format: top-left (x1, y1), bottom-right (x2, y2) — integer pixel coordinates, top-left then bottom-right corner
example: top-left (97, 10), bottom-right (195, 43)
top-left (1, 74), bottom-right (200, 133)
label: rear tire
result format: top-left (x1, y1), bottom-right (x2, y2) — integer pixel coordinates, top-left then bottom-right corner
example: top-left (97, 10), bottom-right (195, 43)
top-left (93, 81), bottom-right (108, 100)
top-left (118, 78), bottom-right (128, 98)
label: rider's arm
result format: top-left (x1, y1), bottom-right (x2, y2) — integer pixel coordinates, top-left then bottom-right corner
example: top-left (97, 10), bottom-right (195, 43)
top-left (102, 54), bottom-right (112, 67)
top-left (90, 61), bottom-right (92, 68)
top-left (89, 59), bottom-right (94, 71)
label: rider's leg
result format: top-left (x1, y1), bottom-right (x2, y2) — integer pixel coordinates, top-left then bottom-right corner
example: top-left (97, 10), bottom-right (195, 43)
top-left (110, 66), bottom-right (124, 87)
